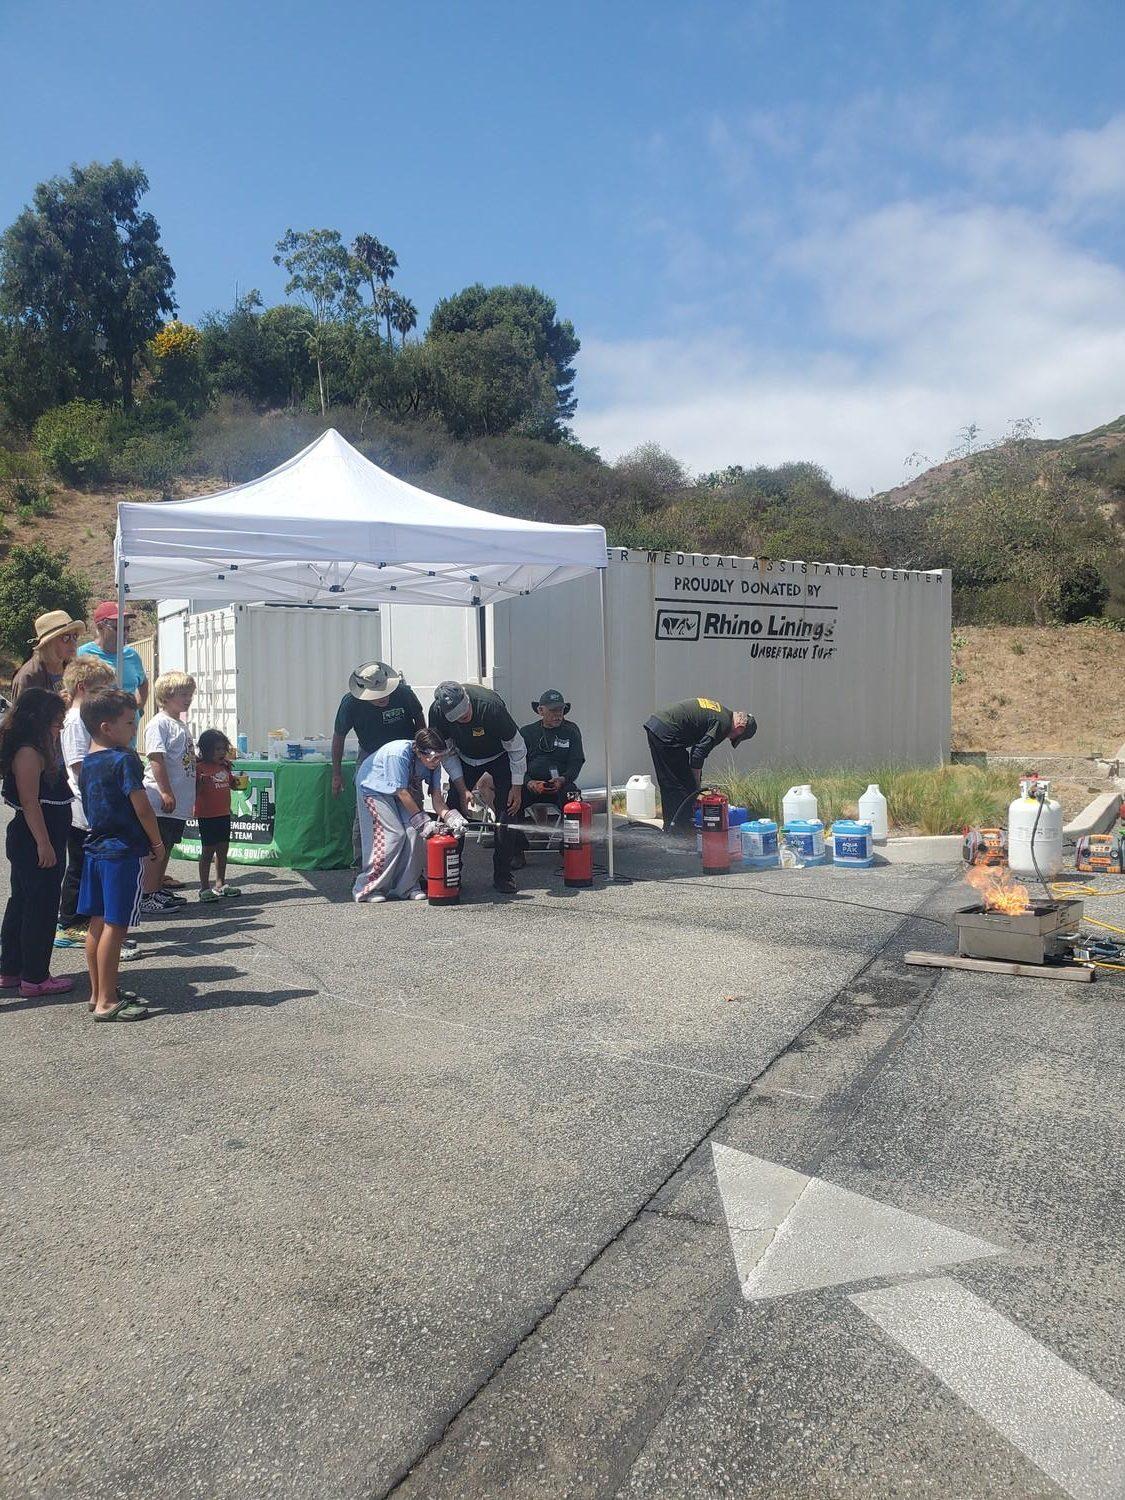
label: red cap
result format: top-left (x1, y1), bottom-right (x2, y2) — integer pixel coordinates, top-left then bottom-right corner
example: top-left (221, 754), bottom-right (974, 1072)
top-left (92, 601), bottom-right (135, 624)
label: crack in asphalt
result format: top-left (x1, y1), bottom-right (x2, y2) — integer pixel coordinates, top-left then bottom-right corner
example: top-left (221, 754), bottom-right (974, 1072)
top-left (374, 875), bottom-right (957, 1500)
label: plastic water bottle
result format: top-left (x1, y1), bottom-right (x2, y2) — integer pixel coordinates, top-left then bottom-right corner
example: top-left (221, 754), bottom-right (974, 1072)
top-left (858, 784), bottom-right (889, 844)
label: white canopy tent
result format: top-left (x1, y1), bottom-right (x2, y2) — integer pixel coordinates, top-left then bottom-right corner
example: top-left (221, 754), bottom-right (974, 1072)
top-left (114, 428), bottom-right (617, 876)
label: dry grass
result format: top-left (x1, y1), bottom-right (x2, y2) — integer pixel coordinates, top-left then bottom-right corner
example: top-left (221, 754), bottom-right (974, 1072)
top-left (952, 625), bottom-right (1124, 755)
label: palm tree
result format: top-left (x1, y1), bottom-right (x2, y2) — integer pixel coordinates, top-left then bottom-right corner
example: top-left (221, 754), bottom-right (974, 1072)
top-left (351, 234), bottom-right (398, 341)
top-left (390, 293), bottom-right (417, 347)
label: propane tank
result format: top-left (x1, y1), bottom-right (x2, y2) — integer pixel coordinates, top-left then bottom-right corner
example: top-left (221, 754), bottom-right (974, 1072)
top-left (426, 831), bottom-right (462, 905)
top-left (562, 797), bottom-right (594, 888)
top-left (1007, 776), bottom-right (1063, 880)
top-left (699, 789), bottom-right (730, 873)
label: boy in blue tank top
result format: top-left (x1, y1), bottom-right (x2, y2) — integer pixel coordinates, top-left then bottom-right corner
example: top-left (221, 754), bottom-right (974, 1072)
top-left (78, 688), bottom-right (164, 1021)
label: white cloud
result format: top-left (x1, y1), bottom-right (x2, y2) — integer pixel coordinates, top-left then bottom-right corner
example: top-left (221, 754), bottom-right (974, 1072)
top-left (577, 180), bottom-right (1125, 494)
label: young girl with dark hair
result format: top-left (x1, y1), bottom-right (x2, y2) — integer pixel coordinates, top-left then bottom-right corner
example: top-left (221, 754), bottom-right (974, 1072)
top-left (0, 687), bottom-right (73, 996)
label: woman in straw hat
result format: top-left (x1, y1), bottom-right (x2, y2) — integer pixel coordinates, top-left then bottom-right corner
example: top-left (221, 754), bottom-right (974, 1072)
top-left (10, 611), bottom-right (85, 703)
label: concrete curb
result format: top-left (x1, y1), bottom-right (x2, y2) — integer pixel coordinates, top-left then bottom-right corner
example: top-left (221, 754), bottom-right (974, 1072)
top-left (1063, 790), bottom-right (1121, 838)
top-left (876, 835), bottom-right (962, 865)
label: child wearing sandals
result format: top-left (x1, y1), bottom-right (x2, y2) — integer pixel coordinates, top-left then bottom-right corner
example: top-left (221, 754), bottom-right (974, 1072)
top-left (194, 730), bottom-right (246, 902)
top-left (78, 687), bottom-right (164, 1021)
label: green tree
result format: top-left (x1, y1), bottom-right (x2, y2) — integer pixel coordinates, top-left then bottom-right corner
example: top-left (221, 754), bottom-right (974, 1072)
top-left (427, 326), bottom-right (558, 439)
top-left (0, 160), bottom-right (175, 413)
top-left (351, 234), bottom-right (398, 342)
top-left (0, 543), bottom-right (89, 663)
top-left (273, 229), bottom-right (360, 414)
top-left (427, 284), bottom-right (580, 439)
top-left (201, 293), bottom-right (316, 408)
top-left (149, 320), bottom-right (210, 416)
top-left (389, 292), bottom-right (417, 348)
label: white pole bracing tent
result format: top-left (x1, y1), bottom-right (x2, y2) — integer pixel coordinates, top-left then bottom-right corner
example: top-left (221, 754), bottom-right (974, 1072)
top-left (113, 428), bottom-right (617, 877)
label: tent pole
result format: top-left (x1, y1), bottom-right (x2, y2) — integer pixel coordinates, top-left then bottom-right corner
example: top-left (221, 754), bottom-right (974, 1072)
top-left (115, 552), bottom-right (126, 687)
top-left (599, 567), bottom-right (615, 882)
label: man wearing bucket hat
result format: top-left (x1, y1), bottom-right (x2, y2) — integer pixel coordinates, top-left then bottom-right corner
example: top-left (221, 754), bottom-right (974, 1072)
top-left (331, 662), bottom-right (425, 796)
top-left (10, 611), bottom-right (84, 702)
top-left (518, 688), bottom-right (585, 816)
top-left (77, 602), bottom-right (149, 712)
top-left (427, 680), bottom-right (527, 894)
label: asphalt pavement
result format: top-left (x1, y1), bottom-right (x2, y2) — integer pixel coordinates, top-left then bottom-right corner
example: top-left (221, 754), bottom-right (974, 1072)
top-left (4, 820), bottom-right (1124, 1499)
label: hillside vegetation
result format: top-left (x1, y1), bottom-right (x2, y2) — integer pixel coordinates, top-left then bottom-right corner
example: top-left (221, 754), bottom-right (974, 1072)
top-left (2, 157), bottom-right (1125, 673)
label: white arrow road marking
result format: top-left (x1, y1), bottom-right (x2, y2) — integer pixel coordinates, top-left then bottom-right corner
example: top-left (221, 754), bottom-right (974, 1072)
top-left (711, 1143), bottom-right (1003, 1299)
top-left (712, 1146), bottom-right (1125, 1500)
top-left (851, 1277), bottom-right (1125, 1500)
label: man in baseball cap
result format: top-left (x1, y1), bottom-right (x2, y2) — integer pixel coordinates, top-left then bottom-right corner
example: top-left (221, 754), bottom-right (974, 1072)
top-left (77, 602), bottom-right (148, 712)
top-left (428, 680), bottom-right (527, 893)
top-left (11, 610), bottom-right (85, 701)
top-left (519, 687), bottom-right (585, 816)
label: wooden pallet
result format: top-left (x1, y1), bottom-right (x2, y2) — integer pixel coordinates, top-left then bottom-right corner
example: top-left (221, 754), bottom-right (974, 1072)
top-left (904, 950), bottom-right (1094, 983)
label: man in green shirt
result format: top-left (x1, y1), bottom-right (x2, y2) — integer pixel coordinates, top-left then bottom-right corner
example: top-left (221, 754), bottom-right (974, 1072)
top-left (428, 681), bottom-right (527, 893)
top-left (518, 687), bottom-right (585, 816)
top-left (644, 697), bottom-right (755, 833)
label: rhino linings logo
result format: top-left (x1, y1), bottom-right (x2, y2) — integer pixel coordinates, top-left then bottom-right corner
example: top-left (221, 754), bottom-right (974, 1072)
top-left (655, 608), bottom-right (701, 641)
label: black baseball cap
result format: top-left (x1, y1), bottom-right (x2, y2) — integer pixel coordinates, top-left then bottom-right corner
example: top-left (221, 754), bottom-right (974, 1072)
top-left (434, 680), bottom-right (472, 719)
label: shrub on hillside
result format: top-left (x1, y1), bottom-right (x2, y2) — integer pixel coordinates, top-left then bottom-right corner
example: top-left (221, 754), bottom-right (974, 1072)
top-left (0, 543), bottom-right (88, 665)
top-left (33, 400), bottom-right (111, 484)
top-left (0, 448), bottom-right (52, 513)
top-left (113, 432), bottom-right (186, 492)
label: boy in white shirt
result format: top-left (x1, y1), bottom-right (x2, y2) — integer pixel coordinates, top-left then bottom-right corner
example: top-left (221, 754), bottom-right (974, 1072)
top-left (140, 672), bottom-right (196, 915)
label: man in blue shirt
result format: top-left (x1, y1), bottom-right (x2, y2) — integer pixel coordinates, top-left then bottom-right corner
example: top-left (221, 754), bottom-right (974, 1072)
top-left (78, 602), bottom-right (149, 711)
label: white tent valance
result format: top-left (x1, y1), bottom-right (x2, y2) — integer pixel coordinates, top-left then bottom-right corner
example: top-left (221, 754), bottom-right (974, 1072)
top-left (114, 428), bottom-right (607, 607)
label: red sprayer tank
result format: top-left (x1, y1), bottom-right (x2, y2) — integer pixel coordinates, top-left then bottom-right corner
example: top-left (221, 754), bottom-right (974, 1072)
top-left (563, 797), bottom-right (594, 888)
top-left (699, 789), bottom-right (730, 873)
top-left (426, 831), bottom-right (461, 905)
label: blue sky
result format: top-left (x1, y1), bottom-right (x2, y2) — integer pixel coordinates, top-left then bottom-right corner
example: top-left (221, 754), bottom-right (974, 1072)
top-left (2, 0), bottom-right (1123, 491)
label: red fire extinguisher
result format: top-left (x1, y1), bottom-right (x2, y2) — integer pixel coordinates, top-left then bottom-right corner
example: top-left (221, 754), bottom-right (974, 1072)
top-left (426, 831), bottom-right (461, 905)
top-left (699, 788), bottom-right (730, 873)
top-left (563, 797), bottom-right (594, 888)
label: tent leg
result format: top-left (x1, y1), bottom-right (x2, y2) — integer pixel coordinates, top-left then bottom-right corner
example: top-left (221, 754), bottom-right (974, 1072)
top-left (115, 557), bottom-right (126, 686)
top-left (599, 568), bottom-right (614, 882)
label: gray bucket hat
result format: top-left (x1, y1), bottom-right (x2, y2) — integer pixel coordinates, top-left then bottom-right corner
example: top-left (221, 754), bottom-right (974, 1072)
top-left (349, 661), bottom-right (402, 701)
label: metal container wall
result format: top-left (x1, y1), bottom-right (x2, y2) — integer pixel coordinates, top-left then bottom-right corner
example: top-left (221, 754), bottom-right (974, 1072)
top-left (490, 551), bottom-right (952, 787)
top-left (185, 605), bottom-right (381, 753)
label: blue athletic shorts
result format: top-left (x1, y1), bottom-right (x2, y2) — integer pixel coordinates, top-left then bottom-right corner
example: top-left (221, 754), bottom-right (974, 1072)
top-left (77, 853), bottom-right (145, 929)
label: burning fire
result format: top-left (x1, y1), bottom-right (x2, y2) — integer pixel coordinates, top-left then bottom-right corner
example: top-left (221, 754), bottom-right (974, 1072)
top-left (963, 863), bottom-right (1031, 914)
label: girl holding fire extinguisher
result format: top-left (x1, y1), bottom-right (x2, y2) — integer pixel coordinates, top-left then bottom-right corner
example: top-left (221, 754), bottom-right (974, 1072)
top-left (353, 729), bottom-right (465, 903)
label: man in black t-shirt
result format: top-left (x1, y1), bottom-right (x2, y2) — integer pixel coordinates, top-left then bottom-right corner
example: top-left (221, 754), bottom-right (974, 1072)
top-left (332, 661), bottom-right (425, 806)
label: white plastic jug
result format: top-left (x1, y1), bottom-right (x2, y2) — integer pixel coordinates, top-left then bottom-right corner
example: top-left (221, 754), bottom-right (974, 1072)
top-left (782, 784), bottom-right (818, 824)
top-left (858, 783), bottom-right (889, 843)
top-left (625, 774), bottom-right (658, 820)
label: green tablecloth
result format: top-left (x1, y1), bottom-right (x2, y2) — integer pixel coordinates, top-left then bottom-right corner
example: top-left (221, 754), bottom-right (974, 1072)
top-left (173, 759), bottom-right (357, 870)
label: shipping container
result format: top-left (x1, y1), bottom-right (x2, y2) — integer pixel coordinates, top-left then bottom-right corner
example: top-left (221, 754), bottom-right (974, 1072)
top-left (160, 548), bottom-right (951, 786)
top-left (179, 604), bottom-right (381, 753)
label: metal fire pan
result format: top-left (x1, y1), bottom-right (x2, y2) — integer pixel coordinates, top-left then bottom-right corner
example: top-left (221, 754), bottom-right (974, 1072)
top-left (952, 900), bottom-right (1083, 964)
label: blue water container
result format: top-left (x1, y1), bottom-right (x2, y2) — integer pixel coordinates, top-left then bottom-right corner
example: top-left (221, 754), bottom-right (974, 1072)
top-left (740, 818), bottom-right (780, 868)
top-left (831, 819), bottom-right (874, 867)
top-left (783, 819), bottom-right (826, 865)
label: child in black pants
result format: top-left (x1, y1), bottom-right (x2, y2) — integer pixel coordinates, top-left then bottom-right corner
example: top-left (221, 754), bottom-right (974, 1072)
top-left (0, 689), bottom-right (72, 998)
